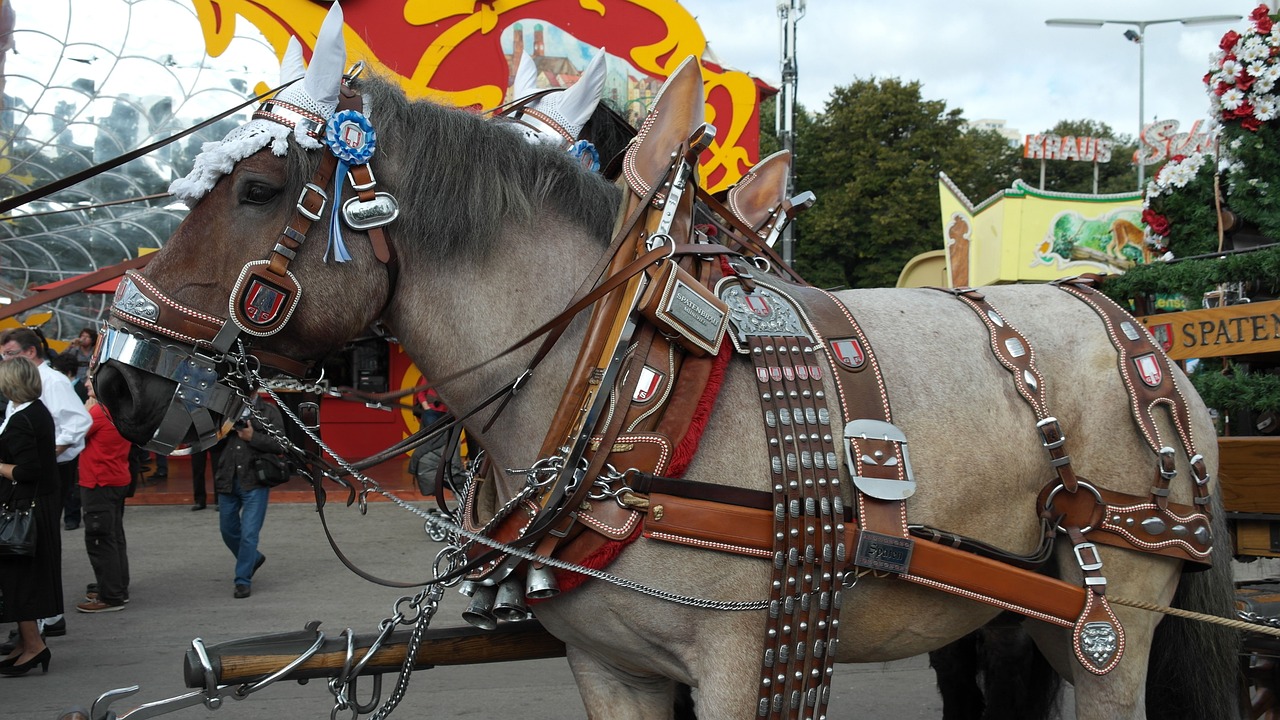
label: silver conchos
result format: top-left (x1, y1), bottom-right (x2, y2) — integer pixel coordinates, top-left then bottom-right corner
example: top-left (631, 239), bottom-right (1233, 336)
top-left (342, 192), bottom-right (399, 230)
top-left (1079, 621), bottom-right (1119, 669)
top-left (717, 281), bottom-right (812, 349)
top-left (1120, 321), bottom-right (1141, 341)
top-left (114, 277), bottom-right (160, 323)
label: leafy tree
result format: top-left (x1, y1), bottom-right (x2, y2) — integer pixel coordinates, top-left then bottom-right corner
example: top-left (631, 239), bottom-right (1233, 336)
top-left (787, 77), bottom-right (1020, 289)
top-left (1018, 119), bottom-right (1138, 195)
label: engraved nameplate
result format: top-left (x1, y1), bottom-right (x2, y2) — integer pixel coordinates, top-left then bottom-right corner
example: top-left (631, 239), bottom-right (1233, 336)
top-left (342, 192), bottom-right (400, 230)
top-left (666, 278), bottom-right (726, 347)
top-left (854, 531), bottom-right (914, 574)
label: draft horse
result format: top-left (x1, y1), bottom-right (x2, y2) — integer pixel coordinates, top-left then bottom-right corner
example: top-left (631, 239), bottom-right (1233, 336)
top-left (91, 5), bottom-right (1238, 718)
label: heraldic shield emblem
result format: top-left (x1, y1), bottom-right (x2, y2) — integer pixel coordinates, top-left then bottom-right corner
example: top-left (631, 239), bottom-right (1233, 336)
top-left (230, 261), bottom-right (302, 337)
top-left (1133, 352), bottom-right (1163, 387)
top-left (830, 337), bottom-right (865, 370)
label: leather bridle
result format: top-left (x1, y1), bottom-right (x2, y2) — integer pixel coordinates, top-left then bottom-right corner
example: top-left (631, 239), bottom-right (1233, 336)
top-left (97, 65), bottom-right (398, 454)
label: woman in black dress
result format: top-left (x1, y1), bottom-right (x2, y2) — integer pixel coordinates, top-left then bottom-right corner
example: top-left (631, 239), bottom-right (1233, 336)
top-left (0, 357), bottom-right (61, 675)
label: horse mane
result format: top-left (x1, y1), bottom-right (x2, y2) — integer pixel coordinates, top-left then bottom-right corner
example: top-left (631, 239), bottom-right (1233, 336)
top-left (344, 73), bottom-right (621, 258)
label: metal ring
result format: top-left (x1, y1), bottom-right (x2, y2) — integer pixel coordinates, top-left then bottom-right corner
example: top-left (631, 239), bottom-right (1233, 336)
top-left (1042, 480), bottom-right (1104, 534)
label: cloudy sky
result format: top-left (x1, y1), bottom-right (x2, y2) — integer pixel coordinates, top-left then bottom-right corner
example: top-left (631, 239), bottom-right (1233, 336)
top-left (680, 0), bottom-right (1256, 140)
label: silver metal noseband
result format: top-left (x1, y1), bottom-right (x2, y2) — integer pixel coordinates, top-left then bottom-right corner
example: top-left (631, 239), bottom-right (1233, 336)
top-left (97, 318), bottom-right (245, 454)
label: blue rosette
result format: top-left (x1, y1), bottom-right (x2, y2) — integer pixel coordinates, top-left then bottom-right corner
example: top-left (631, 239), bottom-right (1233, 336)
top-left (322, 110), bottom-right (378, 262)
top-left (568, 139), bottom-right (600, 173)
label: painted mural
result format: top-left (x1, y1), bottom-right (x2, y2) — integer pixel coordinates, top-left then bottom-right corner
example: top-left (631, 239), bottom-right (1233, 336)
top-left (188, 0), bottom-right (768, 191)
top-left (937, 174), bottom-right (1148, 287)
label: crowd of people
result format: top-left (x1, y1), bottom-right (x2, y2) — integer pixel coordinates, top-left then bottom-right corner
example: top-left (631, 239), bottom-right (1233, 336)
top-left (0, 325), bottom-right (289, 676)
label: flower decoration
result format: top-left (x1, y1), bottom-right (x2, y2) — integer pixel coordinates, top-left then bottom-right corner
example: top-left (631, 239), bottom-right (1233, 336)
top-left (1197, 6), bottom-right (1280, 242)
top-left (1206, 5), bottom-right (1280, 132)
top-left (1141, 153), bottom-right (1220, 258)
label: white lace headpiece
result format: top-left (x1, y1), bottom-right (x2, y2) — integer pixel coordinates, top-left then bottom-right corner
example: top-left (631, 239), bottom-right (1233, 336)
top-left (506, 47), bottom-right (607, 146)
top-left (169, 3), bottom-right (348, 207)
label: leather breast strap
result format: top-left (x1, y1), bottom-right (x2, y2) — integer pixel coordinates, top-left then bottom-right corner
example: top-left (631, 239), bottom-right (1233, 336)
top-left (778, 280), bottom-right (910, 548)
top-left (1053, 276), bottom-right (1211, 510)
top-left (935, 287), bottom-right (1126, 675)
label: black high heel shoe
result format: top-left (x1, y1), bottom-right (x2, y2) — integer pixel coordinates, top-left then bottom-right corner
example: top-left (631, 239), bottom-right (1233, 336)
top-left (0, 654), bottom-right (17, 668)
top-left (0, 647), bottom-right (50, 676)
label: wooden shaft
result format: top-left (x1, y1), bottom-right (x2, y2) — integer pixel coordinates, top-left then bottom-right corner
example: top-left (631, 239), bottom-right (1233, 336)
top-left (183, 621), bottom-right (566, 688)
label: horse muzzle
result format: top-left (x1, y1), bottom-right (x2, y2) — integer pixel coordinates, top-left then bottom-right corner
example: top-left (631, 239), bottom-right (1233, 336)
top-left (93, 318), bottom-right (245, 455)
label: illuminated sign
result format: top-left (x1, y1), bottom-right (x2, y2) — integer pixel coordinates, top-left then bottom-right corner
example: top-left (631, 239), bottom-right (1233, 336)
top-left (1024, 134), bottom-right (1113, 163)
top-left (1136, 119), bottom-right (1214, 167)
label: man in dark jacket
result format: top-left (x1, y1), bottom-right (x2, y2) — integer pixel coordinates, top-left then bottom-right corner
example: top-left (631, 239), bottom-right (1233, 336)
top-left (214, 394), bottom-right (285, 599)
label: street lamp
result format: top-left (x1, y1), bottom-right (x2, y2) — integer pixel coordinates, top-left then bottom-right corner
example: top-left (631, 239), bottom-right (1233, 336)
top-left (1046, 15), bottom-right (1241, 191)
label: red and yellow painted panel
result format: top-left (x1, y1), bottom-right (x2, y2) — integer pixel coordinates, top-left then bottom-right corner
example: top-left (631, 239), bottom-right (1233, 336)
top-left (189, 0), bottom-right (764, 191)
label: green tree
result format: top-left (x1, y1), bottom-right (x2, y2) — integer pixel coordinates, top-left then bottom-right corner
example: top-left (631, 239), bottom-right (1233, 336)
top-left (789, 77), bottom-right (1020, 289)
top-left (1018, 119), bottom-right (1138, 194)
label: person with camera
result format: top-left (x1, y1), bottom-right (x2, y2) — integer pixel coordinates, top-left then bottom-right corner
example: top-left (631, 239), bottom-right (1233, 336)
top-left (214, 393), bottom-right (285, 599)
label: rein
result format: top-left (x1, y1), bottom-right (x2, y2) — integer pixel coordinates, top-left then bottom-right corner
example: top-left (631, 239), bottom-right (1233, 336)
top-left (0, 82), bottom-right (296, 215)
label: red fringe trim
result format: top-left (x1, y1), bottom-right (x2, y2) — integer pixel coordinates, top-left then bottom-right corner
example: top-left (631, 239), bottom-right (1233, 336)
top-left (536, 522), bottom-right (645, 599)
top-left (532, 329), bottom-right (735, 600)
top-left (667, 342), bottom-right (733, 478)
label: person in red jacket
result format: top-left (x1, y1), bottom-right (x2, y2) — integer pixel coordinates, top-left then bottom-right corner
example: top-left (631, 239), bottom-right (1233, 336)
top-left (74, 380), bottom-right (132, 613)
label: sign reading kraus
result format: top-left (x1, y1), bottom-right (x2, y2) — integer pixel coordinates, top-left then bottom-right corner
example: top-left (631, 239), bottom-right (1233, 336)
top-left (1139, 299), bottom-right (1280, 360)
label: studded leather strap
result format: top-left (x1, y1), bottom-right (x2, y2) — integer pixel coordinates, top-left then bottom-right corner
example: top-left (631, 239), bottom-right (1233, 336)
top-left (744, 328), bottom-right (843, 719)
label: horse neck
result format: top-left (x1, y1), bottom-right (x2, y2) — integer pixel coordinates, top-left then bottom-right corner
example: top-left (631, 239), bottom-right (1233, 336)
top-left (385, 213), bottom-right (606, 473)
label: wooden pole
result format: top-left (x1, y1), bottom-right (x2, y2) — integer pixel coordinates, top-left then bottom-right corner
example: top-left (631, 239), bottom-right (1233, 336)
top-left (183, 621), bottom-right (566, 688)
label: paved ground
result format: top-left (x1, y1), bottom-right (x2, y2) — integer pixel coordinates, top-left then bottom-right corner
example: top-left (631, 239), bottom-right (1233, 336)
top-left (2, 499), bottom-right (961, 720)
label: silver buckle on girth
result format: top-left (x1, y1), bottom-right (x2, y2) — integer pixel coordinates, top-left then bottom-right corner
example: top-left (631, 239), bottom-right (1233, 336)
top-left (844, 418), bottom-right (916, 501)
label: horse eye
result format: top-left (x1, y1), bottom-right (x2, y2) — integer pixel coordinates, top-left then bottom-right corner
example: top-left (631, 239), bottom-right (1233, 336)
top-left (243, 182), bottom-right (280, 205)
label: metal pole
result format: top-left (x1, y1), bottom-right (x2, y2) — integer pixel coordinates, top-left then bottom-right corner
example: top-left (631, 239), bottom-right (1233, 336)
top-left (1137, 21), bottom-right (1146, 191)
top-left (776, 0), bottom-right (803, 265)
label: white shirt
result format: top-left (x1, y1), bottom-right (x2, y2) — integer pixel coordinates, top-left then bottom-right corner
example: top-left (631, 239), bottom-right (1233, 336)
top-left (5, 361), bottom-right (93, 463)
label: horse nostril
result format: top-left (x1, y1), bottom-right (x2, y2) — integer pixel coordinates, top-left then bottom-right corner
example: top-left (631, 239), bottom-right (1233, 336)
top-left (92, 363), bottom-right (136, 418)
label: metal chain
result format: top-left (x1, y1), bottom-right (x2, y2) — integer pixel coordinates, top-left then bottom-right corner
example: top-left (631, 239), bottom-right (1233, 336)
top-left (367, 584), bottom-right (443, 720)
top-left (227, 352), bottom-right (777, 612)
top-left (1239, 609), bottom-right (1280, 629)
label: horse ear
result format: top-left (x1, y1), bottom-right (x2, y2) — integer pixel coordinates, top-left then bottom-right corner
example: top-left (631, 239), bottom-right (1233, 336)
top-left (280, 36), bottom-right (306, 85)
top-left (303, 1), bottom-right (347, 112)
top-left (557, 48), bottom-right (606, 129)
top-left (512, 51), bottom-right (539, 99)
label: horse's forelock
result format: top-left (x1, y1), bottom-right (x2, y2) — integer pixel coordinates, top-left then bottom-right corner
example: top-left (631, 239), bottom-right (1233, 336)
top-left (352, 74), bottom-right (620, 259)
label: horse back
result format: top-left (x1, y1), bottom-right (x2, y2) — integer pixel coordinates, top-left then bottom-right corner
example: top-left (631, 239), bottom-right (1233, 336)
top-left (684, 282), bottom-right (1216, 557)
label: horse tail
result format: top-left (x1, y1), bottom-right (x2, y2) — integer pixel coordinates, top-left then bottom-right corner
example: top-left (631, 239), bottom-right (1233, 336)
top-left (1144, 505), bottom-right (1241, 720)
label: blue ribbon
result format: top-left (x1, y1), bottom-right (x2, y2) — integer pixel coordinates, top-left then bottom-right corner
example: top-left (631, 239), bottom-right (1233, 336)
top-left (568, 139), bottom-right (600, 173)
top-left (323, 110), bottom-right (377, 263)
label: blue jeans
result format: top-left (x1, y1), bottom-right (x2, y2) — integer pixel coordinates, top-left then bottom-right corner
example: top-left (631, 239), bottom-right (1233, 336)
top-left (218, 477), bottom-right (269, 587)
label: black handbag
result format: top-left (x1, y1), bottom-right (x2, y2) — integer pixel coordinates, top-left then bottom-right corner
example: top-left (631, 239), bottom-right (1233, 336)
top-left (0, 499), bottom-right (36, 557)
